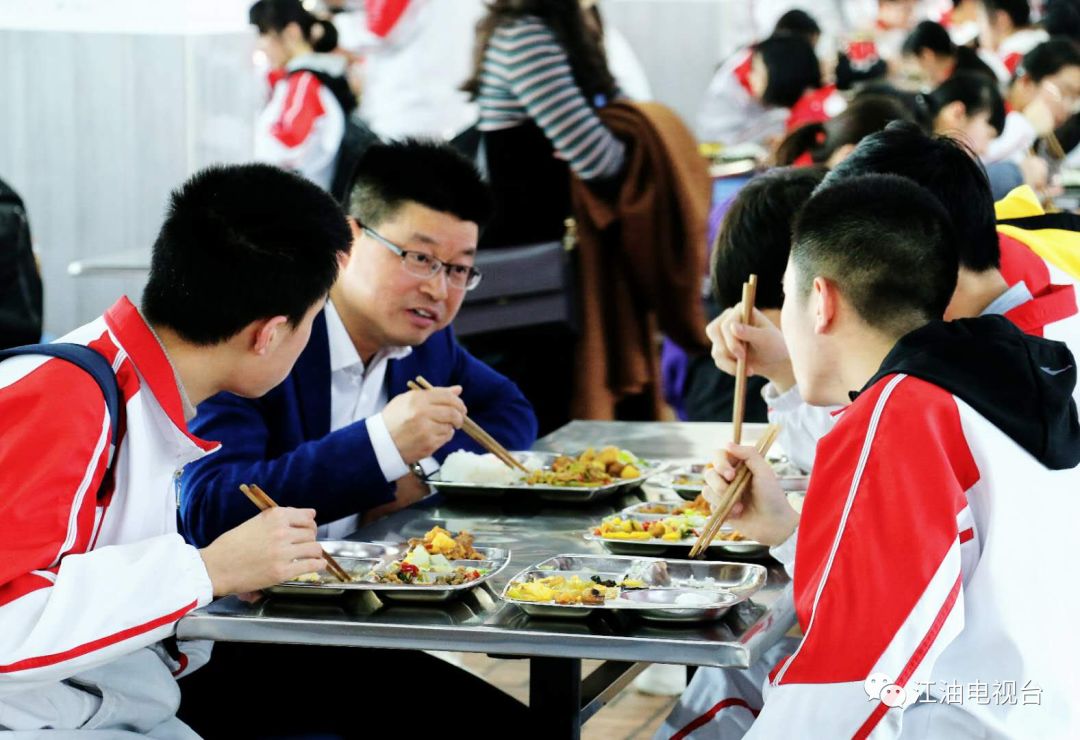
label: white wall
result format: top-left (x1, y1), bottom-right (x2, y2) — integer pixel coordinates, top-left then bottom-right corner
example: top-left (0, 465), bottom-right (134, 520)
top-left (0, 1), bottom-right (257, 335)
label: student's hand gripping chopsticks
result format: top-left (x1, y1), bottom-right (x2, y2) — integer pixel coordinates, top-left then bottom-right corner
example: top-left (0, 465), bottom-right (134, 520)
top-left (406, 375), bottom-right (529, 473)
top-left (239, 483), bottom-right (351, 583)
top-left (689, 424), bottom-right (781, 558)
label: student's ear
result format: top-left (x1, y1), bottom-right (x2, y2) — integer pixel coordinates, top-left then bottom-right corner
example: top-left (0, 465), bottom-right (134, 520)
top-left (251, 315), bottom-right (291, 356)
top-left (283, 21), bottom-right (304, 46)
top-left (939, 100), bottom-right (967, 131)
top-left (812, 276), bottom-right (838, 334)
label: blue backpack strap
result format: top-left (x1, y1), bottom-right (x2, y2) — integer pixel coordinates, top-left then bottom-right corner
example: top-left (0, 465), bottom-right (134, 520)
top-left (0, 343), bottom-right (123, 501)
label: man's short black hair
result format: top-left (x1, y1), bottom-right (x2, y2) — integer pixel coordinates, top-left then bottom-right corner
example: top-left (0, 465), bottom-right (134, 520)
top-left (142, 163), bottom-right (348, 345)
top-left (774, 9), bottom-right (821, 40)
top-left (826, 121), bottom-right (1000, 271)
top-left (347, 139), bottom-right (493, 231)
top-left (1018, 37), bottom-right (1080, 82)
top-left (711, 167), bottom-right (827, 311)
top-left (791, 174), bottom-right (959, 336)
top-left (985, 0), bottom-right (1032, 29)
top-left (754, 34), bottom-right (823, 108)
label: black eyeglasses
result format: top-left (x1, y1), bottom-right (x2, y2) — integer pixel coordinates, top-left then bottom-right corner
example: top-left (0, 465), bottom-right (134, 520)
top-left (363, 227), bottom-right (482, 291)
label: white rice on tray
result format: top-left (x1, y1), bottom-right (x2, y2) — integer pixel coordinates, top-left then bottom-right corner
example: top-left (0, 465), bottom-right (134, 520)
top-left (439, 450), bottom-right (524, 485)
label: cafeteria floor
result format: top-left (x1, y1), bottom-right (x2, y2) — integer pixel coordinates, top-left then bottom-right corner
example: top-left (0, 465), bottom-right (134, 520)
top-left (458, 653), bottom-right (677, 738)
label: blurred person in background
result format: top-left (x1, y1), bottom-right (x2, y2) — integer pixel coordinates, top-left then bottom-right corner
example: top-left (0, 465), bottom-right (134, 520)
top-left (250, 0), bottom-right (354, 192)
top-left (901, 19), bottom-right (1001, 84)
top-left (698, 31), bottom-right (823, 147)
top-left (985, 38), bottom-right (1080, 163)
top-left (0, 175), bottom-right (42, 349)
top-left (458, 0), bottom-right (628, 434)
top-left (774, 93), bottom-right (916, 167)
top-left (982, 0), bottom-right (1050, 74)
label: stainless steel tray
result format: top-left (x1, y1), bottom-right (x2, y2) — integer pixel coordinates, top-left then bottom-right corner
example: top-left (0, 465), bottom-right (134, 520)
top-left (265, 541), bottom-right (510, 601)
top-left (429, 451), bottom-right (658, 504)
top-left (583, 502), bottom-right (767, 557)
top-left (583, 531), bottom-right (768, 558)
top-left (500, 554), bottom-right (766, 623)
top-left (667, 460), bottom-right (808, 500)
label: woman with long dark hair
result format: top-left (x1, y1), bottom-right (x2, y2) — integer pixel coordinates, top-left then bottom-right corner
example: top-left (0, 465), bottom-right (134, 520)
top-left (463, 0), bottom-right (625, 248)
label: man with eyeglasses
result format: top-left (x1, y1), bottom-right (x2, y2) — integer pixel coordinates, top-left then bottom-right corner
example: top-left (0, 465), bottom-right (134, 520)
top-left (178, 140), bottom-right (539, 548)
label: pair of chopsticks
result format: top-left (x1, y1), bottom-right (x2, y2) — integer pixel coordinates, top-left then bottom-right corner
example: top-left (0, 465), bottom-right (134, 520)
top-left (405, 375), bottom-right (529, 473)
top-left (239, 483), bottom-right (351, 583)
top-left (1046, 130), bottom-right (1068, 161)
top-left (731, 275), bottom-right (758, 445)
top-left (689, 424), bottom-right (781, 558)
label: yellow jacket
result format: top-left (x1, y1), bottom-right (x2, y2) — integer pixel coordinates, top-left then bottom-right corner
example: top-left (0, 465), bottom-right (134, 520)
top-left (995, 186), bottom-right (1080, 281)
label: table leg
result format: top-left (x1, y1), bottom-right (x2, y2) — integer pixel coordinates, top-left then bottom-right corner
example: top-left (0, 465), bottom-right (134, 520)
top-left (529, 656), bottom-right (582, 739)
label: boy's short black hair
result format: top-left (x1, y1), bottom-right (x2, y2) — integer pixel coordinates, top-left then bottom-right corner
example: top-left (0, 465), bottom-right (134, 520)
top-left (928, 70), bottom-right (1007, 134)
top-left (1018, 37), bottom-right (1080, 82)
top-left (711, 167), bottom-right (827, 311)
top-left (754, 34), bottom-right (822, 108)
top-left (774, 9), bottom-right (821, 40)
top-left (826, 121), bottom-right (1000, 271)
top-left (348, 139), bottom-right (493, 231)
top-left (142, 163), bottom-right (348, 345)
top-left (985, 0), bottom-right (1032, 29)
top-left (791, 174), bottom-right (959, 336)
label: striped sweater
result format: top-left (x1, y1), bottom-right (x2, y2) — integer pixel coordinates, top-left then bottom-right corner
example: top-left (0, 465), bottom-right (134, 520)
top-left (476, 16), bottom-right (625, 181)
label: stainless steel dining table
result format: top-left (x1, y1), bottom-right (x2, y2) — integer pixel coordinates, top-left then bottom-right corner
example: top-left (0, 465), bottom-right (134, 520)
top-left (177, 421), bottom-right (796, 738)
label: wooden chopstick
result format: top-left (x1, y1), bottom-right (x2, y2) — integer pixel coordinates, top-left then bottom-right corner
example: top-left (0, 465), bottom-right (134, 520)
top-left (731, 274), bottom-right (758, 445)
top-left (408, 375), bottom-right (530, 473)
top-left (1047, 130), bottom-right (1068, 161)
top-left (689, 424), bottom-right (781, 558)
top-left (239, 483), bottom-right (352, 583)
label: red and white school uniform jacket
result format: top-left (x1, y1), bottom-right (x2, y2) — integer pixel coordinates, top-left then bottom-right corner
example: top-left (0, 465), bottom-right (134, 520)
top-left (665, 316), bottom-right (1080, 739)
top-left (999, 28), bottom-right (1050, 77)
top-left (254, 53), bottom-right (346, 192)
top-left (697, 49), bottom-right (790, 147)
top-left (0, 297), bottom-right (219, 735)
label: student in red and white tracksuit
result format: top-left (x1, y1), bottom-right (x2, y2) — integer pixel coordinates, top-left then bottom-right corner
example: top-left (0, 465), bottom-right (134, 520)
top-left (255, 54), bottom-right (346, 192)
top-left (0, 299), bottom-right (217, 735)
top-left (250, 1), bottom-right (349, 191)
top-left (0, 163), bottom-right (350, 734)
top-left (660, 173), bottom-right (1080, 740)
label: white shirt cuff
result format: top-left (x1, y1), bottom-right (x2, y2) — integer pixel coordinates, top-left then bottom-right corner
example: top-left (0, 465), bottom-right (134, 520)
top-left (762, 381), bottom-right (804, 411)
top-left (769, 527), bottom-right (798, 581)
top-left (366, 413), bottom-right (410, 482)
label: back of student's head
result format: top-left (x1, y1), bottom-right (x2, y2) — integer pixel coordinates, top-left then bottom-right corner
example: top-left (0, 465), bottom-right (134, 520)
top-left (903, 20), bottom-right (954, 57)
top-left (773, 9), bottom-right (821, 42)
top-left (774, 94), bottom-right (916, 166)
top-left (754, 34), bottom-right (822, 107)
top-left (142, 164), bottom-right (348, 345)
top-left (1045, 0), bottom-right (1080, 38)
top-left (826, 121), bottom-right (1000, 272)
top-left (927, 70), bottom-right (1007, 133)
top-left (1018, 37), bottom-right (1080, 82)
top-left (711, 166), bottom-right (827, 311)
top-left (348, 139), bottom-right (493, 231)
top-left (791, 174), bottom-right (958, 336)
top-left (985, 0), bottom-right (1032, 29)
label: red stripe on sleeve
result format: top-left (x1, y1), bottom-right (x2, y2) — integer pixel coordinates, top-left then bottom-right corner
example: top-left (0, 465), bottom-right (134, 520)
top-left (0, 600), bottom-right (198, 674)
top-left (781, 377), bottom-right (976, 684)
top-left (672, 698), bottom-right (760, 740)
top-left (366, 0), bottom-right (411, 37)
top-left (270, 72), bottom-right (326, 148)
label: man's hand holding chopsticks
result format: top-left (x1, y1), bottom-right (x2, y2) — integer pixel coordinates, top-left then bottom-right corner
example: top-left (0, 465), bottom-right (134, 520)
top-left (703, 443), bottom-right (799, 547)
top-left (706, 303), bottom-right (796, 392)
top-left (383, 384), bottom-right (467, 463)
